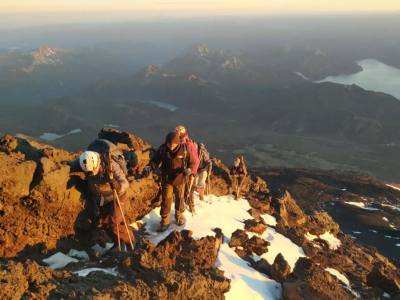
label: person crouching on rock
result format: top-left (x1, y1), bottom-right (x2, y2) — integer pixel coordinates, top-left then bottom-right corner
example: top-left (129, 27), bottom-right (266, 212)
top-left (230, 155), bottom-right (248, 200)
top-left (79, 150), bottom-right (134, 250)
top-left (152, 131), bottom-right (194, 232)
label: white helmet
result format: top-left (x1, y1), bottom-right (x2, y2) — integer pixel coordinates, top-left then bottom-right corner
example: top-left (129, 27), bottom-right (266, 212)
top-left (79, 151), bottom-right (100, 172)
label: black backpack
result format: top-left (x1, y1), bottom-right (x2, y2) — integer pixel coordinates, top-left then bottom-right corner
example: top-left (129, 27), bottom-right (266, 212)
top-left (87, 139), bottom-right (128, 176)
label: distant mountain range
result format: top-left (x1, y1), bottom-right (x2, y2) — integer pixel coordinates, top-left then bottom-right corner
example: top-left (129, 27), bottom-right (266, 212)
top-left (1, 43), bottom-right (400, 181)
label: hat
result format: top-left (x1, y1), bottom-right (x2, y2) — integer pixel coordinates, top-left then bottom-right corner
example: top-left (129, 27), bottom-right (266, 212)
top-left (165, 131), bottom-right (180, 145)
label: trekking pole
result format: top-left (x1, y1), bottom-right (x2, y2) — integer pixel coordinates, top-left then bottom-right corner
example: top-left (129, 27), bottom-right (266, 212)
top-left (113, 189), bottom-right (134, 250)
top-left (107, 152), bottom-right (134, 250)
top-left (114, 199), bottom-right (122, 251)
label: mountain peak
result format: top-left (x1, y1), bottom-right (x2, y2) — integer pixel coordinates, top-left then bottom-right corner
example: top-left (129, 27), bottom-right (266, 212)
top-left (192, 44), bottom-right (210, 56)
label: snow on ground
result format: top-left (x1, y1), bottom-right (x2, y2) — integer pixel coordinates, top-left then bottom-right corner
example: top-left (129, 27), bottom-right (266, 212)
top-left (218, 244), bottom-right (281, 299)
top-left (250, 228), bottom-right (305, 270)
top-left (325, 268), bottom-right (360, 298)
top-left (43, 252), bottom-right (79, 269)
top-left (382, 203), bottom-right (400, 212)
top-left (67, 249), bottom-right (89, 261)
top-left (305, 232), bottom-right (341, 250)
top-left (344, 201), bottom-right (380, 211)
top-left (386, 184), bottom-right (400, 191)
top-left (141, 193), bottom-right (306, 300)
top-left (91, 243), bottom-right (114, 256)
top-left (74, 267), bottom-right (118, 277)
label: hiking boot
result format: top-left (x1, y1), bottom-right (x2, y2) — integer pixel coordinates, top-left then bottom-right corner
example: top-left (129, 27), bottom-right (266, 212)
top-left (198, 187), bottom-right (205, 201)
top-left (158, 223), bottom-right (170, 232)
top-left (188, 204), bottom-right (196, 214)
top-left (175, 216), bottom-right (186, 226)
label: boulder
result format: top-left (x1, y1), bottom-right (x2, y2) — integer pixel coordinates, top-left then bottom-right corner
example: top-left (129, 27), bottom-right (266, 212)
top-left (137, 230), bottom-right (222, 271)
top-left (271, 253), bottom-right (291, 282)
top-left (367, 263), bottom-right (400, 294)
top-left (283, 257), bottom-right (355, 300)
top-left (274, 191), bottom-right (307, 227)
top-left (0, 152), bottom-right (36, 199)
top-left (244, 219), bottom-right (267, 235)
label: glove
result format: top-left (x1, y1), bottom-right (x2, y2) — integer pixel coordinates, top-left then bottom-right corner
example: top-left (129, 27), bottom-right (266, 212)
top-left (142, 166), bottom-right (152, 177)
top-left (110, 179), bottom-right (121, 191)
top-left (184, 168), bottom-right (192, 177)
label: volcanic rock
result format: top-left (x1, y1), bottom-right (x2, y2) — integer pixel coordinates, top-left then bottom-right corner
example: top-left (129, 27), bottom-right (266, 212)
top-left (367, 262), bottom-right (400, 294)
top-left (229, 229), bottom-right (249, 248)
top-left (274, 191), bottom-right (307, 228)
top-left (271, 253), bottom-right (291, 282)
top-left (283, 257), bottom-right (355, 300)
top-left (244, 219), bottom-right (267, 235)
top-left (246, 235), bottom-right (270, 256)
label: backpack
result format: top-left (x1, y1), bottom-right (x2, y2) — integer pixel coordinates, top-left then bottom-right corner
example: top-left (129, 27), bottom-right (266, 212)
top-left (197, 142), bottom-right (210, 170)
top-left (87, 139), bottom-right (128, 176)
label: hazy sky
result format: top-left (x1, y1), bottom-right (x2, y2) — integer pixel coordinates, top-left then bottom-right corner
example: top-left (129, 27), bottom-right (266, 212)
top-left (2, 0), bottom-right (400, 14)
top-left (1, 0), bottom-right (399, 29)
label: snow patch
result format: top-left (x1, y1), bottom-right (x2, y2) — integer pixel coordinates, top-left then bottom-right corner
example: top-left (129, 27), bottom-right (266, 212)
top-left (91, 243), bottom-right (114, 256)
top-left (142, 194), bottom-right (306, 299)
top-left (382, 217), bottom-right (389, 222)
top-left (43, 252), bottom-right (78, 269)
top-left (305, 232), bottom-right (341, 250)
top-left (74, 267), bottom-right (118, 277)
top-left (67, 249), bottom-right (89, 261)
top-left (261, 214), bottom-right (277, 226)
top-left (382, 204), bottom-right (400, 212)
top-left (250, 228), bottom-right (305, 270)
top-left (344, 201), bottom-right (380, 211)
top-left (325, 268), bottom-right (360, 298)
top-left (218, 244), bottom-right (281, 300)
top-left (386, 184), bottom-right (400, 191)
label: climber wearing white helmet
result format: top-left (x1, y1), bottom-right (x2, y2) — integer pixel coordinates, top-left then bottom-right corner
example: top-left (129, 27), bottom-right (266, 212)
top-left (77, 149), bottom-right (133, 249)
top-left (79, 151), bottom-right (101, 174)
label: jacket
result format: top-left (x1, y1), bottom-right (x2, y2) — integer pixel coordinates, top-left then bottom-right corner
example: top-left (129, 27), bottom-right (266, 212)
top-left (87, 160), bottom-right (129, 205)
top-left (153, 143), bottom-right (194, 186)
top-left (197, 143), bottom-right (212, 173)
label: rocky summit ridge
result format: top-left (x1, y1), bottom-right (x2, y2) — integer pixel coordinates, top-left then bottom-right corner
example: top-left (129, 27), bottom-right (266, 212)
top-left (0, 128), bottom-right (399, 299)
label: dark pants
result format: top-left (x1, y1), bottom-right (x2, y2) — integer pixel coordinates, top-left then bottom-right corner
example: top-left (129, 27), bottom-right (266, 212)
top-left (99, 193), bottom-right (134, 247)
top-left (160, 182), bottom-right (185, 225)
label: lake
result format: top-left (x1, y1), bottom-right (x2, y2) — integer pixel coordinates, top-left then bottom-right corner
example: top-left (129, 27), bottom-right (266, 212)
top-left (318, 59), bottom-right (400, 100)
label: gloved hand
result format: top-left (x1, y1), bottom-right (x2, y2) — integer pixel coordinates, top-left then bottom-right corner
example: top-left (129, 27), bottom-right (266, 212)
top-left (142, 166), bottom-right (152, 177)
top-left (110, 179), bottom-right (121, 191)
top-left (184, 168), bottom-right (192, 177)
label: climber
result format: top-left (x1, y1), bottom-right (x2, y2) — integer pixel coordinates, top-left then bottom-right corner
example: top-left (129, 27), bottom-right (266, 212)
top-left (174, 125), bottom-right (199, 210)
top-left (78, 150), bottom-right (135, 250)
top-left (152, 131), bottom-right (194, 232)
top-left (230, 155), bottom-right (248, 200)
top-left (188, 142), bottom-right (212, 212)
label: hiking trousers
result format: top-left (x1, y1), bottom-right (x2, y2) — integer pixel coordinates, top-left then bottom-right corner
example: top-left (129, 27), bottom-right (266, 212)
top-left (160, 182), bottom-right (185, 224)
top-left (195, 170), bottom-right (208, 189)
top-left (99, 193), bottom-right (134, 247)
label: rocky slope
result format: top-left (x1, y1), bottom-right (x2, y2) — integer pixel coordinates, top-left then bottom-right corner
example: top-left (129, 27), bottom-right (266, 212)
top-left (0, 129), bottom-right (399, 299)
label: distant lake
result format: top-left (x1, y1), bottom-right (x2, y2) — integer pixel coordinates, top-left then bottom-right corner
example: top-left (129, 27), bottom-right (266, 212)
top-left (39, 129), bottom-right (81, 141)
top-left (318, 59), bottom-right (400, 100)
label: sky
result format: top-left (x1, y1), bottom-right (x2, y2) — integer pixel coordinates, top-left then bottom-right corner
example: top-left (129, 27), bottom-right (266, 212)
top-left (2, 0), bottom-right (400, 14)
top-left (1, 0), bottom-right (399, 28)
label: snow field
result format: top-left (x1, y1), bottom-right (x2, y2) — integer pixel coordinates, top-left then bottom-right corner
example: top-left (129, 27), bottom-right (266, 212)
top-left (142, 193), bottom-right (307, 300)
